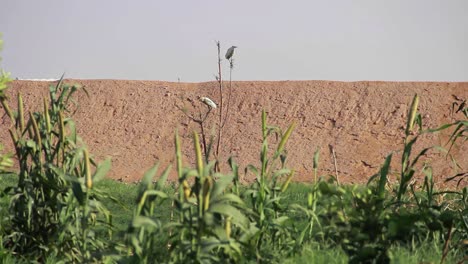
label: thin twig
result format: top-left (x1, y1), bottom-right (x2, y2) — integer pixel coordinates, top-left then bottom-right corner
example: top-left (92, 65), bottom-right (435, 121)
top-left (215, 41), bottom-right (223, 171)
top-left (174, 104), bottom-right (196, 120)
top-left (456, 256), bottom-right (468, 264)
top-left (221, 58), bottom-right (233, 129)
top-left (174, 102), bottom-right (212, 158)
top-left (440, 222), bottom-right (453, 264)
top-left (329, 144), bottom-right (339, 184)
top-left (197, 110), bottom-right (210, 159)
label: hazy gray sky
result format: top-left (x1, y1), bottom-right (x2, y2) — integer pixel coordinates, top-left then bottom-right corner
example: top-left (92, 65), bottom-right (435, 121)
top-left (1, 0), bottom-right (467, 81)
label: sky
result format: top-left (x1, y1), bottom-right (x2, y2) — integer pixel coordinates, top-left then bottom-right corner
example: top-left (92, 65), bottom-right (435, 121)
top-left (0, 0), bottom-right (467, 82)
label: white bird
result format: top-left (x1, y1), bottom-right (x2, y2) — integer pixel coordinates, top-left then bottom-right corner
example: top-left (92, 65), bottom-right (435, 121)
top-left (199, 96), bottom-right (217, 109)
top-left (225, 46), bottom-right (237, 60)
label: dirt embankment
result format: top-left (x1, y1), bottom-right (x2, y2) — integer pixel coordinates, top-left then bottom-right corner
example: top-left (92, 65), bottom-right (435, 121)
top-left (1, 80), bottom-right (467, 187)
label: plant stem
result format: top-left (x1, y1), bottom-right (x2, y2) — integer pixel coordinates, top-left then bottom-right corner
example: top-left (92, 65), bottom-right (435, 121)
top-left (215, 42), bottom-right (223, 171)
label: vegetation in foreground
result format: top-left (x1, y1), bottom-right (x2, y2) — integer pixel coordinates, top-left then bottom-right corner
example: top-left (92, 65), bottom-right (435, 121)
top-left (0, 39), bottom-right (467, 263)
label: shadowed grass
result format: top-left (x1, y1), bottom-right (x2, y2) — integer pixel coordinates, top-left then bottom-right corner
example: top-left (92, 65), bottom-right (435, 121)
top-left (284, 243), bottom-right (348, 264)
top-left (388, 241), bottom-right (463, 264)
top-left (93, 179), bottom-right (138, 233)
top-left (0, 173), bottom-right (16, 222)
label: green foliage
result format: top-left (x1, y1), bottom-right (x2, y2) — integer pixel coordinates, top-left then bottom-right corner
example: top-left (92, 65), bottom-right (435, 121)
top-left (238, 111), bottom-right (298, 262)
top-left (1, 78), bottom-right (115, 262)
top-left (165, 132), bottom-right (248, 263)
top-left (123, 163), bottom-right (171, 263)
top-left (0, 34), bottom-right (13, 122)
top-left (123, 132), bottom-right (249, 263)
top-left (283, 242), bottom-right (348, 264)
top-left (0, 144), bottom-right (13, 173)
top-left (290, 94), bottom-right (468, 263)
top-left (388, 236), bottom-right (464, 264)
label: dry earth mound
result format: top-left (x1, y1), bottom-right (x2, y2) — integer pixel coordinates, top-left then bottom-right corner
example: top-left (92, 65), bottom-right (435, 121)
top-left (1, 80), bottom-right (466, 187)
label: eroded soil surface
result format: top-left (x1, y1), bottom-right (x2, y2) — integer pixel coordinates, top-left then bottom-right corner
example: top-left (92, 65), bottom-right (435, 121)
top-left (1, 80), bottom-right (467, 187)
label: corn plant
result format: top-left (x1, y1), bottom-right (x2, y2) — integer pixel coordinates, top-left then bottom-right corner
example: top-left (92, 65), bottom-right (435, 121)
top-left (0, 143), bottom-right (13, 259)
top-left (419, 97), bottom-right (468, 261)
top-left (428, 98), bottom-right (467, 187)
top-left (295, 94), bottom-right (468, 263)
top-left (166, 132), bottom-right (249, 263)
top-left (390, 94), bottom-right (466, 240)
top-left (124, 163), bottom-right (171, 263)
top-left (395, 94), bottom-right (423, 202)
top-left (361, 93), bottom-right (467, 262)
top-left (1, 78), bottom-right (115, 262)
top-left (296, 152), bottom-right (402, 263)
top-left (241, 110), bottom-right (297, 262)
top-left (289, 148), bottom-right (323, 246)
top-left (125, 132), bottom-right (249, 263)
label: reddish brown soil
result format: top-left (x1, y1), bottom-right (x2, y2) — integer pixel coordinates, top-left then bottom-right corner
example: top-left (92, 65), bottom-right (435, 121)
top-left (1, 80), bottom-right (467, 187)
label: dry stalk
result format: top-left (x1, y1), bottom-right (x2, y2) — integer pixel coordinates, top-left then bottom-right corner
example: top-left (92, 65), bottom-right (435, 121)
top-left (440, 222), bottom-right (453, 264)
top-left (214, 41), bottom-right (223, 171)
top-left (329, 144), bottom-right (340, 184)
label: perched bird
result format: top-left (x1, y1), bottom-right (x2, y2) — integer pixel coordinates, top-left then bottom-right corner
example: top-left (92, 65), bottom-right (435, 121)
top-left (225, 46), bottom-right (237, 60)
top-left (199, 96), bottom-right (217, 109)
